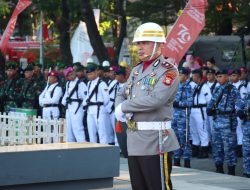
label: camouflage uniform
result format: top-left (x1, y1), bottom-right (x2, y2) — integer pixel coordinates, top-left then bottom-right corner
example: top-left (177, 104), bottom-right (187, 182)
top-left (20, 65), bottom-right (42, 110)
top-left (56, 62), bottom-right (67, 92)
top-left (239, 92), bottom-right (250, 177)
top-left (207, 82), bottom-right (243, 175)
top-left (0, 63), bottom-right (22, 112)
top-left (33, 62), bottom-right (46, 90)
top-left (172, 69), bottom-right (194, 167)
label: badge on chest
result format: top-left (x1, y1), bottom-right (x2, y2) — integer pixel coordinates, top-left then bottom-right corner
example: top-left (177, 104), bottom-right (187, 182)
top-left (142, 76), bottom-right (156, 91)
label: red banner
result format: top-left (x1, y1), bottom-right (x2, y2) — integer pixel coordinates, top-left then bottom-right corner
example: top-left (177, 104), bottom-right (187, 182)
top-left (0, 0), bottom-right (32, 53)
top-left (163, 0), bottom-right (207, 65)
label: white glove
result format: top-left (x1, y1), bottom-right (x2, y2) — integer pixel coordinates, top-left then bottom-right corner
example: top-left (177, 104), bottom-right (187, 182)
top-left (115, 103), bottom-right (127, 122)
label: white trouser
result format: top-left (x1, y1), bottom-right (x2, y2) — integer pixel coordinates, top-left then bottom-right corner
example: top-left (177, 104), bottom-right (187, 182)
top-left (190, 107), bottom-right (209, 146)
top-left (87, 113), bottom-right (113, 144)
top-left (42, 107), bottom-right (60, 120)
top-left (237, 117), bottom-right (243, 145)
top-left (42, 107), bottom-right (60, 143)
top-left (66, 109), bottom-right (86, 142)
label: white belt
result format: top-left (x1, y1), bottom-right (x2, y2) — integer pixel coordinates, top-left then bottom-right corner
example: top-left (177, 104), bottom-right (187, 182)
top-left (127, 121), bottom-right (171, 131)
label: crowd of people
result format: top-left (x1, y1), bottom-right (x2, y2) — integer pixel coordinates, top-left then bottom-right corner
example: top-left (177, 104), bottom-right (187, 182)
top-left (0, 51), bottom-right (250, 179)
top-left (173, 55), bottom-right (250, 178)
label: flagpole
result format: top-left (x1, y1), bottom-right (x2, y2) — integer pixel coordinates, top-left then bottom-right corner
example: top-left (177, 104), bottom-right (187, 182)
top-left (40, 11), bottom-right (44, 71)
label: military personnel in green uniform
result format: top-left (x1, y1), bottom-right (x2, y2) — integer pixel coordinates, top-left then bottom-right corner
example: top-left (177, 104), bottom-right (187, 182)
top-left (55, 61), bottom-right (67, 93)
top-left (0, 62), bottom-right (22, 112)
top-left (20, 65), bottom-right (42, 110)
top-left (33, 60), bottom-right (46, 89)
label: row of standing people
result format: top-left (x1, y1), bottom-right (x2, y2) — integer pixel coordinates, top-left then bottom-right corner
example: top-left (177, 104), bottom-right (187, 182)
top-left (0, 59), bottom-right (128, 146)
top-left (172, 66), bottom-right (250, 178)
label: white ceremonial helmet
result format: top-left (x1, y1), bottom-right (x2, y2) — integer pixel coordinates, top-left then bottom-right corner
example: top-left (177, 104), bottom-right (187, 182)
top-left (102, 60), bottom-right (110, 67)
top-left (86, 57), bottom-right (95, 64)
top-left (133, 22), bottom-right (166, 43)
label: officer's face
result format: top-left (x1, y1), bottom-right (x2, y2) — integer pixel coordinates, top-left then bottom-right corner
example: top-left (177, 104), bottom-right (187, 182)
top-left (230, 74), bottom-right (240, 83)
top-left (48, 76), bottom-right (58, 84)
top-left (67, 71), bottom-right (76, 81)
top-left (136, 41), bottom-right (162, 61)
top-left (192, 73), bottom-right (202, 84)
top-left (240, 71), bottom-right (247, 80)
top-left (76, 71), bottom-right (85, 79)
top-left (217, 74), bottom-right (228, 85)
top-left (103, 71), bottom-right (109, 79)
top-left (87, 70), bottom-right (98, 81)
top-left (178, 73), bottom-right (188, 83)
top-left (206, 73), bottom-right (215, 82)
top-left (109, 70), bottom-right (116, 80)
top-left (206, 61), bottom-right (214, 69)
top-left (6, 69), bottom-right (16, 78)
top-left (44, 69), bottom-right (49, 79)
top-left (115, 74), bottom-right (126, 83)
top-left (34, 66), bottom-right (41, 75)
top-left (24, 70), bottom-right (34, 80)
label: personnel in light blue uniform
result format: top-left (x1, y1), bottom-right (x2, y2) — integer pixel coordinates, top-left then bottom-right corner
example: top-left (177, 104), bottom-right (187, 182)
top-left (237, 85), bottom-right (250, 178)
top-left (207, 69), bottom-right (244, 175)
top-left (172, 67), bottom-right (194, 168)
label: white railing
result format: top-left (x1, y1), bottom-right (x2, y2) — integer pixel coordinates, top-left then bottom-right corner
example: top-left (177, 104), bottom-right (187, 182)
top-left (0, 112), bottom-right (67, 146)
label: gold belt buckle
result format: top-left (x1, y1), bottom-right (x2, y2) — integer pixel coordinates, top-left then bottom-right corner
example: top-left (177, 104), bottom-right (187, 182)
top-left (127, 120), bottom-right (138, 131)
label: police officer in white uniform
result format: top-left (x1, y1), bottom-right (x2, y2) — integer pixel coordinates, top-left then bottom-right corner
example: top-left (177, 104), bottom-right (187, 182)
top-left (61, 67), bottom-right (87, 142)
top-left (39, 71), bottom-right (63, 119)
top-left (231, 69), bottom-right (247, 157)
top-left (84, 63), bottom-right (113, 144)
top-left (190, 69), bottom-right (212, 158)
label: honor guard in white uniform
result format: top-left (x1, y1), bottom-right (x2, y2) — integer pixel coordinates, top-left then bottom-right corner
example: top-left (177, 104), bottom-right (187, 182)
top-left (61, 67), bottom-right (87, 142)
top-left (231, 69), bottom-right (247, 157)
top-left (84, 63), bottom-right (113, 144)
top-left (206, 69), bottom-right (220, 141)
top-left (39, 71), bottom-right (63, 119)
top-left (190, 69), bottom-right (212, 158)
top-left (115, 22), bottom-right (179, 190)
top-left (107, 66), bottom-right (119, 145)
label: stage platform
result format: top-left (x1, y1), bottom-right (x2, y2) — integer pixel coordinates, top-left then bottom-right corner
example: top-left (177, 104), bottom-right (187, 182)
top-left (0, 143), bottom-right (120, 190)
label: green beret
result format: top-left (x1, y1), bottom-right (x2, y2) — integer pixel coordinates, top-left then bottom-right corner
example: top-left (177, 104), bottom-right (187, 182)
top-left (73, 62), bottom-right (81, 67)
top-left (56, 62), bottom-right (66, 69)
top-left (86, 63), bottom-right (98, 73)
top-left (75, 65), bottom-right (85, 72)
top-left (24, 64), bottom-right (34, 72)
top-left (6, 61), bottom-right (18, 70)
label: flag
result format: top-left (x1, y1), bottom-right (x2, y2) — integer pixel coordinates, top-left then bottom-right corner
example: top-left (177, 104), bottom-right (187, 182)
top-left (115, 121), bottom-right (122, 133)
top-left (163, 0), bottom-right (208, 65)
top-left (0, 0), bottom-right (32, 53)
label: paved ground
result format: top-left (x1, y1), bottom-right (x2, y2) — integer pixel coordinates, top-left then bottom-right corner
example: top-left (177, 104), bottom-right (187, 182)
top-left (97, 156), bottom-right (248, 190)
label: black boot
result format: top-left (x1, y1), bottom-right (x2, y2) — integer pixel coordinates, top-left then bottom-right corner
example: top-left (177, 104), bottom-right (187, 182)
top-left (228, 166), bottom-right (235, 176)
top-left (192, 145), bottom-right (200, 157)
top-left (243, 173), bottom-right (250, 178)
top-left (236, 145), bottom-right (243, 158)
top-left (197, 146), bottom-right (209, 159)
top-left (174, 158), bottom-right (181, 166)
top-left (215, 164), bottom-right (224, 174)
top-left (184, 159), bottom-right (191, 168)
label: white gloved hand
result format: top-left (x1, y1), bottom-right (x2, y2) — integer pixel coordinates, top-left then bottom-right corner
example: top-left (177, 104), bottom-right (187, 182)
top-left (115, 103), bottom-right (127, 122)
